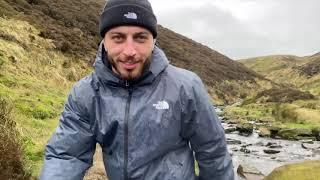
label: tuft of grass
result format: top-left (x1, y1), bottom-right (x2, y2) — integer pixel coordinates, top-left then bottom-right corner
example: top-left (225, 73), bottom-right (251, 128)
top-left (252, 87), bottom-right (315, 103)
top-left (223, 103), bottom-right (275, 123)
top-left (0, 95), bottom-right (31, 179)
top-left (273, 103), bottom-right (320, 126)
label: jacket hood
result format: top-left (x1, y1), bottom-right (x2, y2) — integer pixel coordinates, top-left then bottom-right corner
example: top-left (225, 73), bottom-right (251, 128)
top-left (93, 41), bottom-right (169, 87)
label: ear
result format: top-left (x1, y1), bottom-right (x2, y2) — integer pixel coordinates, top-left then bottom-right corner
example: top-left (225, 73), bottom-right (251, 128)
top-left (153, 39), bottom-right (157, 50)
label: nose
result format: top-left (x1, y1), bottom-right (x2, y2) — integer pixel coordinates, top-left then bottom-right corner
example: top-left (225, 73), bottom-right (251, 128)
top-left (123, 39), bottom-right (137, 57)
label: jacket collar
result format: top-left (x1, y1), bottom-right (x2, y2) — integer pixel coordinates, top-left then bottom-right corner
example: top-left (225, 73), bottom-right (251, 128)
top-left (93, 41), bottom-right (169, 87)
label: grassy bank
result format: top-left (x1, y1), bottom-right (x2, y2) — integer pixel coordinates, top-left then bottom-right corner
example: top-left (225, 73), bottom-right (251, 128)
top-left (264, 160), bottom-right (320, 180)
top-left (0, 17), bottom-right (91, 176)
top-left (223, 99), bottom-right (320, 139)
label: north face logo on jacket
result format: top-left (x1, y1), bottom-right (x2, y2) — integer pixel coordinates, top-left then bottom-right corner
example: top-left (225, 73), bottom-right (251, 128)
top-left (152, 100), bottom-right (169, 110)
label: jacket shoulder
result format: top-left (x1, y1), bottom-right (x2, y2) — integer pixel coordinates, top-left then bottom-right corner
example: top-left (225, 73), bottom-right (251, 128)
top-left (68, 74), bottom-right (96, 114)
top-left (72, 74), bottom-right (94, 92)
top-left (165, 65), bottom-right (203, 88)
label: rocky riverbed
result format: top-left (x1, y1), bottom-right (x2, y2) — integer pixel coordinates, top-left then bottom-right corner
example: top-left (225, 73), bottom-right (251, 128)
top-left (223, 119), bottom-right (320, 179)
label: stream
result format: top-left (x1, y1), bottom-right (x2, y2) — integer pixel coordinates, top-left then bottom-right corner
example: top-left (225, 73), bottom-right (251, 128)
top-left (216, 107), bottom-right (320, 179)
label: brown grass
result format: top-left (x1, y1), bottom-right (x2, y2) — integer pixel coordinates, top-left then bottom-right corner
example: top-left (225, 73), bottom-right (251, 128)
top-left (297, 57), bottom-right (320, 77)
top-left (0, 95), bottom-right (31, 180)
top-left (254, 87), bottom-right (315, 103)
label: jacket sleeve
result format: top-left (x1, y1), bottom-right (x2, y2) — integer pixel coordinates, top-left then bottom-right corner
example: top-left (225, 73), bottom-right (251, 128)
top-left (40, 86), bottom-right (96, 180)
top-left (181, 76), bottom-right (234, 180)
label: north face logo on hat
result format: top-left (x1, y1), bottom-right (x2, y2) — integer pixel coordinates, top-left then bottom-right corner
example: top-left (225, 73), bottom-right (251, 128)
top-left (124, 12), bottom-right (137, 19)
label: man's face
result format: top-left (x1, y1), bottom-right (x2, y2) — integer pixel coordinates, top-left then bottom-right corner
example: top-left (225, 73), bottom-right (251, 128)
top-left (104, 26), bottom-right (154, 81)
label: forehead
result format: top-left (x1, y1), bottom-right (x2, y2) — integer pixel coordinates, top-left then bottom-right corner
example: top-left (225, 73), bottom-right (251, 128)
top-left (107, 26), bottom-right (152, 35)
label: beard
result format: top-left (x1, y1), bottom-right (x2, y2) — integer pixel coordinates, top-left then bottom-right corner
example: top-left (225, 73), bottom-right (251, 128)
top-left (108, 55), bottom-right (151, 81)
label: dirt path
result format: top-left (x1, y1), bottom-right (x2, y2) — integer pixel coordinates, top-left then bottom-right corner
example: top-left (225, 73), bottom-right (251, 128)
top-left (84, 145), bottom-right (108, 180)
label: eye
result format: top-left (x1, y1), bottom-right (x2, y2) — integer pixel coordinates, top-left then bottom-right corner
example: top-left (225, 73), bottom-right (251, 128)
top-left (111, 35), bottom-right (124, 43)
top-left (135, 34), bottom-right (149, 43)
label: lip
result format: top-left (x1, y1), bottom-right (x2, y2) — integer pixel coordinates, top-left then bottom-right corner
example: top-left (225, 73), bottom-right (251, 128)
top-left (120, 61), bottom-right (139, 70)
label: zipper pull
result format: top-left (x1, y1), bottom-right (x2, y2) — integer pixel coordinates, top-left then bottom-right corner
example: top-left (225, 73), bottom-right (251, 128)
top-left (125, 81), bottom-right (130, 87)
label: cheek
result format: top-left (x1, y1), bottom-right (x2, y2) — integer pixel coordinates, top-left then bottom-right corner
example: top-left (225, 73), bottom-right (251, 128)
top-left (138, 45), bottom-right (153, 57)
top-left (105, 46), bottom-right (123, 59)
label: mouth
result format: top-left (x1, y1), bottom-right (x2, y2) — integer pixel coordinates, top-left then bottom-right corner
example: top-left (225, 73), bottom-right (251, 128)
top-left (119, 61), bottom-right (140, 70)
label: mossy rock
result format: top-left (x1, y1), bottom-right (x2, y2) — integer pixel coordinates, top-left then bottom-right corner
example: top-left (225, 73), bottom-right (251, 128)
top-left (312, 127), bottom-right (320, 141)
top-left (264, 160), bottom-right (320, 180)
top-left (258, 127), bottom-right (271, 137)
top-left (277, 128), bottom-right (313, 140)
top-left (236, 123), bottom-right (253, 136)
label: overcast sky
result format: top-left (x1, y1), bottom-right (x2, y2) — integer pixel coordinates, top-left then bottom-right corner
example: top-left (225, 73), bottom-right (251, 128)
top-left (149, 0), bottom-right (320, 59)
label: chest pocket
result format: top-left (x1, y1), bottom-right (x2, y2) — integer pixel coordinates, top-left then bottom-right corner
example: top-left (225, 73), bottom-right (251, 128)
top-left (151, 100), bottom-right (178, 128)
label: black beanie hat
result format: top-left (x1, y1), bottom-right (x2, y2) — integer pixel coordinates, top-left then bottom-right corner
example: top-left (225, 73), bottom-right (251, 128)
top-left (99, 0), bottom-right (157, 38)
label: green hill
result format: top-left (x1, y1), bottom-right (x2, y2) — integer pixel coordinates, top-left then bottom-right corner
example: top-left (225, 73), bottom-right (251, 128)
top-left (240, 53), bottom-right (320, 96)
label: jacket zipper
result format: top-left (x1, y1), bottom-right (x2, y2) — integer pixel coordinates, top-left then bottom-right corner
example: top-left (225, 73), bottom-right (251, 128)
top-left (124, 81), bottom-right (132, 180)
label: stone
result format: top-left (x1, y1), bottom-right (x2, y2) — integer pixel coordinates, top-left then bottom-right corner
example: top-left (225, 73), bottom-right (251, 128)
top-left (312, 128), bottom-right (320, 141)
top-left (224, 127), bottom-right (237, 134)
top-left (255, 141), bottom-right (264, 146)
top-left (240, 147), bottom-right (251, 153)
top-left (278, 128), bottom-right (313, 140)
top-left (221, 116), bottom-right (228, 121)
top-left (266, 142), bottom-right (277, 147)
top-left (263, 149), bottom-right (281, 154)
top-left (230, 147), bottom-right (238, 152)
top-left (237, 163), bottom-right (264, 180)
top-left (226, 138), bottom-right (242, 145)
top-left (301, 143), bottom-right (320, 150)
top-left (236, 123), bottom-right (253, 136)
top-left (300, 139), bottom-right (314, 144)
top-left (258, 127), bottom-right (271, 137)
top-left (241, 144), bottom-right (253, 148)
top-left (268, 144), bottom-right (282, 149)
top-left (9, 56), bottom-right (17, 63)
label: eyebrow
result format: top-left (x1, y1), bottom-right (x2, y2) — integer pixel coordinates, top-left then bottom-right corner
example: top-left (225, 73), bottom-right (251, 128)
top-left (108, 31), bottom-right (150, 36)
top-left (135, 32), bottom-right (149, 35)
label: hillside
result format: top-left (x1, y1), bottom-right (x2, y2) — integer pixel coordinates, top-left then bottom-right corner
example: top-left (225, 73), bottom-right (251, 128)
top-left (240, 53), bottom-right (320, 96)
top-left (0, 0), bottom-right (270, 177)
top-left (239, 55), bottom-right (302, 75)
top-left (0, 17), bottom-right (91, 177)
top-left (1, 0), bottom-right (319, 178)
top-left (0, 0), bottom-right (266, 104)
top-left (297, 53), bottom-right (320, 77)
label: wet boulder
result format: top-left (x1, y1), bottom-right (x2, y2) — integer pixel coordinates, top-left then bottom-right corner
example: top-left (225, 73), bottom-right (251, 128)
top-left (312, 128), bottom-right (320, 141)
top-left (300, 139), bottom-right (314, 144)
top-left (258, 127), bottom-right (271, 137)
top-left (224, 127), bottom-right (237, 134)
top-left (264, 149), bottom-right (281, 154)
top-left (301, 143), bottom-right (320, 150)
top-left (266, 142), bottom-right (282, 149)
top-left (226, 138), bottom-right (241, 145)
top-left (237, 164), bottom-right (265, 180)
top-left (240, 147), bottom-right (251, 153)
top-left (277, 128), bottom-right (313, 140)
top-left (269, 126), bottom-right (281, 139)
top-left (236, 123), bottom-right (253, 136)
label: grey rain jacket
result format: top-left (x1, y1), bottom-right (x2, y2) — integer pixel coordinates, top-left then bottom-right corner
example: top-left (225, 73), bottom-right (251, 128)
top-left (40, 43), bottom-right (234, 180)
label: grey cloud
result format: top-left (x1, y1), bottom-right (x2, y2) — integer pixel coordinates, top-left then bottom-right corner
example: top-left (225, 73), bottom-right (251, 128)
top-left (155, 0), bottom-right (320, 59)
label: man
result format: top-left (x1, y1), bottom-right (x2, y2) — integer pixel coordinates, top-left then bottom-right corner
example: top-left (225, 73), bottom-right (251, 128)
top-left (40, 0), bottom-right (234, 179)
